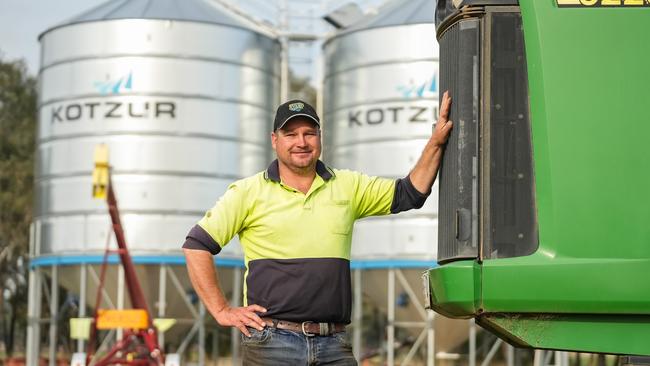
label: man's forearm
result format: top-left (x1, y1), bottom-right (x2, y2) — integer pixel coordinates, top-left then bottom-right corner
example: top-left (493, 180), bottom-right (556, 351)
top-left (409, 138), bottom-right (444, 194)
top-left (409, 91), bottom-right (453, 194)
top-left (183, 248), bottom-right (230, 319)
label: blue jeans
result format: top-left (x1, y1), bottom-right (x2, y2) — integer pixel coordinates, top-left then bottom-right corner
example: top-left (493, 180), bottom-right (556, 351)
top-left (241, 327), bottom-right (357, 365)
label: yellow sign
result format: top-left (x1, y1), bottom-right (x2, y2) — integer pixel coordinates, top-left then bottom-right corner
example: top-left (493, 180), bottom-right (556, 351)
top-left (153, 318), bottom-right (177, 333)
top-left (557, 0), bottom-right (649, 6)
top-left (96, 309), bottom-right (149, 330)
top-left (70, 318), bottom-right (92, 340)
top-left (92, 144), bottom-right (109, 199)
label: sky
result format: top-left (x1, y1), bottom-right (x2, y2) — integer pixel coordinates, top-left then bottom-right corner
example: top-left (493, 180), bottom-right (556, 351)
top-left (0, 0), bottom-right (387, 80)
top-left (0, 0), bottom-right (107, 75)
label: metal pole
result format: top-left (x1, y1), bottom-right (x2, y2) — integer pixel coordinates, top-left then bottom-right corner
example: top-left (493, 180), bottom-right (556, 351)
top-left (507, 345), bottom-right (515, 366)
top-left (480, 339), bottom-right (503, 366)
top-left (280, 38), bottom-right (290, 101)
top-left (279, 0), bottom-right (289, 101)
top-left (353, 269), bottom-right (362, 360)
top-left (26, 267), bottom-right (42, 366)
top-left (387, 269), bottom-right (395, 366)
top-left (49, 265), bottom-right (59, 366)
top-left (77, 264), bottom-right (87, 352)
top-left (231, 267), bottom-right (242, 365)
top-left (533, 350), bottom-right (544, 366)
top-left (427, 310), bottom-right (435, 366)
top-left (117, 265), bottom-right (125, 341)
top-left (199, 303), bottom-right (206, 366)
top-left (212, 329), bottom-right (219, 364)
top-left (158, 264), bottom-right (167, 351)
top-left (469, 319), bottom-right (477, 366)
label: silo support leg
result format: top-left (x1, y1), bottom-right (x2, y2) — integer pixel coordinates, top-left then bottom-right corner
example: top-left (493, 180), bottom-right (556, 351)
top-left (212, 329), bottom-right (219, 364)
top-left (506, 344), bottom-right (515, 366)
top-left (427, 310), bottom-right (435, 366)
top-left (77, 264), bottom-right (87, 353)
top-left (394, 269), bottom-right (433, 365)
top-left (49, 265), bottom-right (59, 366)
top-left (232, 267), bottom-right (242, 366)
top-left (533, 350), bottom-right (545, 366)
top-left (158, 265), bottom-right (167, 351)
top-left (469, 319), bottom-right (477, 366)
top-left (199, 303), bottom-right (206, 366)
top-left (177, 321), bottom-right (200, 355)
top-left (387, 269), bottom-right (395, 366)
top-left (395, 269), bottom-right (427, 319)
top-left (353, 269), bottom-right (362, 360)
top-left (166, 267), bottom-right (198, 318)
top-left (402, 328), bottom-right (428, 365)
top-left (480, 339), bottom-right (503, 366)
top-left (26, 267), bottom-right (43, 366)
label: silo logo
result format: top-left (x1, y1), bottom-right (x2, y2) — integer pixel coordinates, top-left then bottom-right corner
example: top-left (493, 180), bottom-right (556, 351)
top-left (49, 71), bottom-right (176, 123)
top-left (346, 74), bottom-right (439, 128)
top-left (94, 71), bottom-right (133, 95)
top-left (396, 74), bottom-right (437, 99)
top-left (50, 101), bottom-right (176, 123)
top-left (348, 103), bottom-right (439, 127)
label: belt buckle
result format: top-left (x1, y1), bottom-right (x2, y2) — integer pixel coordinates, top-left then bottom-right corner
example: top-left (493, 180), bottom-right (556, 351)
top-left (301, 321), bottom-right (316, 337)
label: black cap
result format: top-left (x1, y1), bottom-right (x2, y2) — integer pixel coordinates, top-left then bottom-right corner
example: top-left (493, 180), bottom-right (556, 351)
top-left (273, 99), bottom-right (320, 131)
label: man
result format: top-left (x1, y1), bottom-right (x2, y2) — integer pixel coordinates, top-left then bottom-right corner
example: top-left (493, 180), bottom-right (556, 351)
top-left (183, 92), bottom-right (453, 365)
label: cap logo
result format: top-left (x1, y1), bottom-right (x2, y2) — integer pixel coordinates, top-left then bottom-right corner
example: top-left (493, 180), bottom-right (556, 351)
top-left (288, 102), bottom-right (304, 112)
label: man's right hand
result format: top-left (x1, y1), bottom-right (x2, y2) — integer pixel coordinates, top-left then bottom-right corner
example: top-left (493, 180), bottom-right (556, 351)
top-left (214, 304), bottom-right (268, 337)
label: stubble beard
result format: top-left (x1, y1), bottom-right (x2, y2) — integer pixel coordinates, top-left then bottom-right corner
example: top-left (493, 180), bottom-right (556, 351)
top-left (279, 152), bottom-right (317, 176)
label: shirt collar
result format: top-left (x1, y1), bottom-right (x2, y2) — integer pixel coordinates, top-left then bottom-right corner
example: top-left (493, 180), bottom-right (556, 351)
top-left (264, 159), bottom-right (334, 182)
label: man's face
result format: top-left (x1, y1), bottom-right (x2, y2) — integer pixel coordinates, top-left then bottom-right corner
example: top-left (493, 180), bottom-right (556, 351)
top-left (271, 118), bottom-right (322, 172)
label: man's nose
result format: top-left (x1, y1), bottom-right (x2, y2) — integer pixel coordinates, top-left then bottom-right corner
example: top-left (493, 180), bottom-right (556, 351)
top-left (296, 134), bottom-right (308, 146)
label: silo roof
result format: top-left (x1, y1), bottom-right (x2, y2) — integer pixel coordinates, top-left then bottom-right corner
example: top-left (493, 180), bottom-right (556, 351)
top-left (40, 0), bottom-right (274, 38)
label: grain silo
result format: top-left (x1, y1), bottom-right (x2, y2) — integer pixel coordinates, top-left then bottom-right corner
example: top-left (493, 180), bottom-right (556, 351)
top-left (323, 0), bottom-right (467, 363)
top-left (26, 0), bottom-right (279, 364)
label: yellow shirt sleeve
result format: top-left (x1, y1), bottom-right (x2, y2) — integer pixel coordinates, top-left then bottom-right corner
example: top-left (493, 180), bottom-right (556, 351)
top-left (349, 172), bottom-right (396, 219)
top-left (197, 181), bottom-right (249, 249)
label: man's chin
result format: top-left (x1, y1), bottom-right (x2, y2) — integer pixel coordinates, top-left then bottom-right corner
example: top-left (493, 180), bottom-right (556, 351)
top-left (289, 158), bottom-right (316, 170)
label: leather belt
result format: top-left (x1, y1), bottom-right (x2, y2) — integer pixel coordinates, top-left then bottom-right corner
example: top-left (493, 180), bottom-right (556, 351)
top-left (262, 318), bottom-right (346, 336)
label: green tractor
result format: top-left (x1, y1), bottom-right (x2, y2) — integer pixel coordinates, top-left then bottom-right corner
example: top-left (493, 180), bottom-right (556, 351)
top-left (426, 0), bottom-right (650, 356)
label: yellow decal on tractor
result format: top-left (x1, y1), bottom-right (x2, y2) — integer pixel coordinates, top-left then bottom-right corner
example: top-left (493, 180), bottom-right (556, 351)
top-left (557, 0), bottom-right (649, 6)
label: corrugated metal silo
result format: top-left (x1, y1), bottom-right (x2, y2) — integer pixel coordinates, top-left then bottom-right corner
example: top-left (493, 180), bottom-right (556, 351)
top-left (28, 0), bottom-right (279, 362)
top-left (323, 0), bottom-right (468, 356)
top-left (323, 0), bottom-right (439, 261)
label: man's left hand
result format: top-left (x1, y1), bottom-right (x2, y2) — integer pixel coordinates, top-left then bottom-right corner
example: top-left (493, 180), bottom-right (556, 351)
top-left (433, 91), bottom-right (453, 146)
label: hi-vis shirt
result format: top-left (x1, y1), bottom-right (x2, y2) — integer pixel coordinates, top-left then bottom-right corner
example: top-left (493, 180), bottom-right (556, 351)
top-left (183, 160), bottom-right (429, 324)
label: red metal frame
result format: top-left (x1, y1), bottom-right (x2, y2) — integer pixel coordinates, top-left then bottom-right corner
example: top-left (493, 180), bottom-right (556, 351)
top-left (87, 178), bottom-right (164, 366)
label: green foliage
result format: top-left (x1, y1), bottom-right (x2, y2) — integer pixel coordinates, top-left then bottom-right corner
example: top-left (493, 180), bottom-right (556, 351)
top-left (0, 58), bottom-right (35, 265)
top-left (289, 72), bottom-right (317, 107)
top-left (0, 56), bottom-right (37, 356)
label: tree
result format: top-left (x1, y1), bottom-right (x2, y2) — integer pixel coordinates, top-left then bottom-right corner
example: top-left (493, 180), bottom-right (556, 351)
top-left (0, 56), bottom-right (37, 357)
top-left (289, 72), bottom-right (317, 107)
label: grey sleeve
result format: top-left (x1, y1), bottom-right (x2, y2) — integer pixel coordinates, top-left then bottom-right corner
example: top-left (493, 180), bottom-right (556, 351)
top-left (182, 224), bottom-right (221, 255)
top-left (390, 174), bottom-right (430, 214)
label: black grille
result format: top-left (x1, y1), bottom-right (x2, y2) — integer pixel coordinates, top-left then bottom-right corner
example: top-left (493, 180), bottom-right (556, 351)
top-left (438, 18), bottom-right (481, 262)
top-left (484, 12), bottom-right (538, 258)
top-left (437, 10), bottom-right (538, 262)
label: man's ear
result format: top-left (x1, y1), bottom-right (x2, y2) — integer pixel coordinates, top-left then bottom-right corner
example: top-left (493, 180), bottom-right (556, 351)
top-left (271, 131), bottom-right (277, 151)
